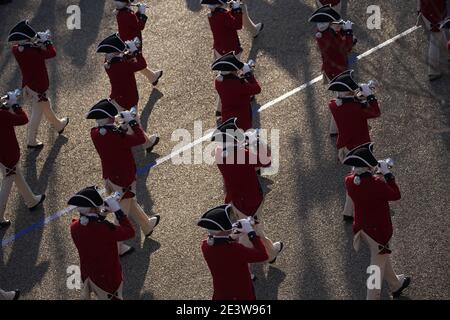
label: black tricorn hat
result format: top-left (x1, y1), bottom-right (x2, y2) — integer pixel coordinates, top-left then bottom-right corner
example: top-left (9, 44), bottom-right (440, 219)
top-left (97, 33), bottom-right (126, 54)
top-left (8, 20), bottom-right (37, 42)
top-left (211, 117), bottom-right (245, 143)
top-left (343, 142), bottom-right (378, 168)
top-left (309, 5), bottom-right (341, 23)
top-left (441, 16), bottom-right (450, 29)
top-left (86, 99), bottom-right (118, 120)
top-left (197, 205), bottom-right (233, 231)
top-left (68, 186), bottom-right (104, 208)
top-left (328, 70), bottom-right (359, 92)
top-left (211, 51), bottom-right (244, 72)
top-left (201, 0), bottom-right (227, 4)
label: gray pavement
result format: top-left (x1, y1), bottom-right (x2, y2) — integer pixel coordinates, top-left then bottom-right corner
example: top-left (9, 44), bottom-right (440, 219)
top-left (0, 0), bottom-right (449, 300)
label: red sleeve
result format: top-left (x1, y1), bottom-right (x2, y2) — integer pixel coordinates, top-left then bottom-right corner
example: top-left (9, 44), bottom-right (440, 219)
top-left (343, 32), bottom-right (354, 52)
top-left (136, 12), bottom-right (147, 30)
top-left (363, 100), bottom-right (381, 119)
top-left (4, 108), bottom-right (29, 126)
top-left (229, 10), bottom-right (243, 30)
top-left (123, 125), bottom-right (146, 147)
top-left (241, 75), bottom-right (261, 96)
top-left (375, 177), bottom-right (401, 201)
top-left (234, 236), bottom-right (269, 263)
top-left (112, 216), bottom-right (135, 241)
top-left (41, 44), bottom-right (57, 59)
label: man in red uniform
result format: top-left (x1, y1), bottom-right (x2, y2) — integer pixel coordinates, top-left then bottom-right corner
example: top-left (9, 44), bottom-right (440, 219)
top-left (316, 0), bottom-right (341, 13)
top-left (97, 33), bottom-right (160, 153)
top-left (328, 70), bottom-right (381, 221)
top-left (86, 99), bottom-right (160, 254)
top-left (197, 204), bottom-right (268, 300)
top-left (114, 0), bottom-right (163, 85)
top-left (69, 186), bottom-right (135, 300)
top-left (418, 0), bottom-right (448, 80)
top-left (8, 20), bottom-right (69, 149)
top-left (309, 6), bottom-right (356, 135)
top-left (343, 143), bottom-right (411, 300)
top-left (212, 52), bottom-right (261, 130)
top-left (309, 5), bottom-right (356, 82)
top-left (0, 90), bottom-right (45, 228)
top-left (212, 118), bottom-right (283, 263)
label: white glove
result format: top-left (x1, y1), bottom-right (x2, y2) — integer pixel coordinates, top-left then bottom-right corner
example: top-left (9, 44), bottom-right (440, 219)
top-left (37, 30), bottom-right (51, 43)
top-left (6, 91), bottom-right (18, 106)
top-left (242, 63), bottom-right (252, 75)
top-left (360, 84), bottom-right (373, 97)
top-left (104, 196), bottom-right (121, 212)
top-left (378, 160), bottom-right (391, 175)
top-left (138, 3), bottom-right (146, 15)
top-left (125, 40), bottom-right (138, 53)
top-left (231, 0), bottom-right (241, 10)
top-left (120, 110), bottom-right (135, 124)
top-left (235, 218), bottom-right (254, 235)
top-left (343, 20), bottom-right (353, 31)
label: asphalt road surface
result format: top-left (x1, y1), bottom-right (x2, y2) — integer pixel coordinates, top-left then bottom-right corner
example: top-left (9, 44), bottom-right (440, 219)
top-left (0, 0), bottom-right (449, 300)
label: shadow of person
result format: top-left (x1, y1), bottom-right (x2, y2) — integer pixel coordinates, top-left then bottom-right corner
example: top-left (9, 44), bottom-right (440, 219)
top-left (63, 0), bottom-right (107, 67)
top-left (252, 264), bottom-right (286, 300)
top-left (185, 0), bottom-right (202, 12)
top-left (122, 238), bottom-right (161, 299)
top-left (139, 88), bottom-right (164, 134)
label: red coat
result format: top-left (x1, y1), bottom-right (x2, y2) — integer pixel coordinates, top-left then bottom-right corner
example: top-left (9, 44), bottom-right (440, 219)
top-left (329, 97), bottom-right (381, 150)
top-left (91, 125), bottom-right (145, 188)
top-left (345, 173), bottom-right (401, 246)
top-left (0, 108), bottom-right (28, 168)
top-left (215, 144), bottom-right (270, 216)
top-left (117, 8), bottom-right (146, 42)
top-left (70, 215), bottom-right (135, 294)
top-left (319, 0), bottom-right (340, 6)
top-left (316, 28), bottom-right (354, 80)
top-left (216, 74), bottom-right (261, 131)
top-left (105, 57), bottom-right (142, 110)
top-left (201, 236), bottom-right (268, 300)
top-left (420, 0), bottom-right (447, 30)
top-left (208, 8), bottom-right (243, 55)
top-left (12, 44), bottom-right (56, 93)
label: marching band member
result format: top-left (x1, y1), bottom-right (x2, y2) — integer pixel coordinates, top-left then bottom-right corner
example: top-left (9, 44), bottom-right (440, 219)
top-left (69, 186), bottom-right (135, 300)
top-left (197, 204), bottom-right (269, 300)
top-left (212, 118), bottom-right (283, 263)
top-left (114, 0), bottom-right (163, 86)
top-left (418, 0), bottom-right (448, 81)
top-left (309, 5), bottom-right (356, 136)
top-left (8, 20), bottom-right (69, 149)
top-left (327, 70), bottom-right (381, 221)
top-left (86, 99), bottom-right (161, 248)
top-left (96, 33), bottom-right (160, 152)
top-left (316, 0), bottom-right (341, 14)
top-left (0, 90), bottom-right (45, 228)
top-left (212, 52), bottom-right (261, 130)
top-left (0, 288), bottom-right (20, 300)
top-left (343, 143), bottom-right (411, 300)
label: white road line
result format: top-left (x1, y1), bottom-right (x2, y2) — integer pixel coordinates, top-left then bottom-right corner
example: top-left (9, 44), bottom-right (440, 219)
top-left (2, 26), bottom-right (421, 248)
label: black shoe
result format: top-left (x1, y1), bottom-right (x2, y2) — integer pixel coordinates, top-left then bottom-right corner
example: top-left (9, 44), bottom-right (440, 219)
top-left (13, 290), bottom-right (21, 300)
top-left (145, 214), bottom-right (161, 238)
top-left (215, 111), bottom-right (221, 117)
top-left (146, 136), bottom-right (160, 154)
top-left (29, 194), bottom-right (46, 211)
top-left (119, 246), bottom-right (135, 257)
top-left (58, 118), bottom-right (70, 135)
top-left (27, 142), bottom-right (44, 150)
top-left (343, 215), bottom-right (354, 222)
top-left (152, 71), bottom-right (163, 86)
top-left (392, 276), bottom-right (411, 298)
top-left (253, 23), bottom-right (264, 39)
top-left (0, 220), bottom-right (11, 229)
